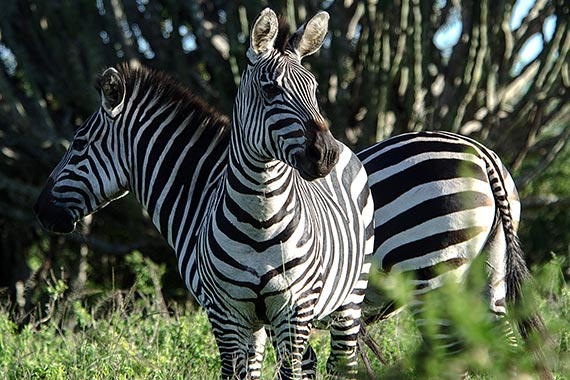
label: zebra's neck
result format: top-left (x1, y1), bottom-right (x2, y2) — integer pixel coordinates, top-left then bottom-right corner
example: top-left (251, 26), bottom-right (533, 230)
top-left (122, 87), bottom-right (230, 254)
top-left (225, 137), bottom-right (299, 232)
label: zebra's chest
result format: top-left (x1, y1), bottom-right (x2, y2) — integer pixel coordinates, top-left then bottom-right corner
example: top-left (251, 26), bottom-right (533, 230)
top-left (191, 199), bottom-right (327, 316)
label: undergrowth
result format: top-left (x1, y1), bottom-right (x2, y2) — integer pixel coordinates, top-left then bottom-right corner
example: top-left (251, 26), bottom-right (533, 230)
top-left (0, 252), bottom-right (568, 379)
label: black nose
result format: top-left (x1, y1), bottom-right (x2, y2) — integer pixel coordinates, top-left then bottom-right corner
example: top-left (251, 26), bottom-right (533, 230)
top-left (34, 181), bottom-right (76, 234)
top-left (297, 121), bottom-right (340, 180)
top-left (306, 144), bottom-right (324, 162)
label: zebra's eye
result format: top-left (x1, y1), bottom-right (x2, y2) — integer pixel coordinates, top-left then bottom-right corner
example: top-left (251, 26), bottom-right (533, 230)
top-left (72, 139), bottom-right (88, 151)
top-left (261, 82), bottom-right (282, 99)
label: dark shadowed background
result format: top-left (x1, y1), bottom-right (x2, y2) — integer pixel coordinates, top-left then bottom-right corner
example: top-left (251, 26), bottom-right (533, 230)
top-left (0, 0), bottom-right (568, 318)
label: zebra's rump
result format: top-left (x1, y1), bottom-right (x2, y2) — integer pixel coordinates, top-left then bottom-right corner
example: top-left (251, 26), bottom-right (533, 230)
top-left (358, 131), bottom-right (496, 280)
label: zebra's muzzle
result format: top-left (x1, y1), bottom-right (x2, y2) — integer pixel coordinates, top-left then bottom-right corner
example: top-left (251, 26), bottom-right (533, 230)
top-left (296, 128), bottom-right (340, 181)
top-left (34, 182), bottom-right (77, 234)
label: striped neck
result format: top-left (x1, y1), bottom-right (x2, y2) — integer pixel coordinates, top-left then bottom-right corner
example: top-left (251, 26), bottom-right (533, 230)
top-left (226, 141), bottom-right (297, 223)
top-left (226, 80), bottom-right (306, 221)
top-left (114, 69), bottom-right (231, 253)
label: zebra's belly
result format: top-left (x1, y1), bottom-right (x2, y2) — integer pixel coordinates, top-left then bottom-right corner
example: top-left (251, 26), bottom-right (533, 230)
top-left (192, 238), bottom-right (327, 324)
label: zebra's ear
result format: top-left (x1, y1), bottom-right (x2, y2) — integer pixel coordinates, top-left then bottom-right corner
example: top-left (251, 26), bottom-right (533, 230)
top-left (287, 11), bottom-right (329, 59)
top-left (100, 68), bottom-right (126, 118)
top-left (248, 8), bottom-right (279, 62)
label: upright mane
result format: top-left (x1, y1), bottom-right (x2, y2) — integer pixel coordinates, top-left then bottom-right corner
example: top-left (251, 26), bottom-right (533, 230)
top-left (95, 62), bottom-right (231, 135)
top-left (274, 16), bottom-right (292, 52)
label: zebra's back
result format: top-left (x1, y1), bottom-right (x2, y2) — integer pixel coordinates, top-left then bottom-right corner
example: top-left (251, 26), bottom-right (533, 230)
top-left (358, 131), bottom-right (519, 290)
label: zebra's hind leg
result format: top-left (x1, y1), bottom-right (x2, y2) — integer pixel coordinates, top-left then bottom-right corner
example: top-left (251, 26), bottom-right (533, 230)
top-left (326, 303), bottom-right (362, 380)
top-left (410, 295), bottom-right (468, 379)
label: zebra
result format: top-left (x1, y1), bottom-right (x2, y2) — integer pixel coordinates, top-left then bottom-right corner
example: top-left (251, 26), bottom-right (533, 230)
top-left (194, 8), bottom-right (373, 379)
top-left (357, 130), bottom-right (551, 379)
top-left (35, 8), bottom-right (374, 380)
top-left (33, 74), bottom-right (550, 378)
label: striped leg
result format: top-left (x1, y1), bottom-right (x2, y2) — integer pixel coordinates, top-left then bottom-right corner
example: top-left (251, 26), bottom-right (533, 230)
top-left (326, 304), bottom-right (362, 379)
top-left (209, 315), bottom-right (251, 380)
top-left (410, 296), bottom-right (468, 379)
top-left (412, 299), bottom-right (463, 356)
top-left (301, 344), bottom-right (317, 379)
top-left (268, 327), bottom-right (316, 380)
top-left (271, 311), bottom-right (313, 380)
top-left (247, 325), bottom-right (268, 379)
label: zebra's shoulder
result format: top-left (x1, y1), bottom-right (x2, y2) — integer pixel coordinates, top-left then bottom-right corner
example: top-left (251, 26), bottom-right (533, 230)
top-left (335, 141), bottom-right (366, 170)
top-left (331, 141), bottom-right (369, 189)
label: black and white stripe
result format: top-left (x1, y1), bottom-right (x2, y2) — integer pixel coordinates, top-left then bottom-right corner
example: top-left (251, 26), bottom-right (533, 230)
top-left (358, 130), bottom-right (548, 368)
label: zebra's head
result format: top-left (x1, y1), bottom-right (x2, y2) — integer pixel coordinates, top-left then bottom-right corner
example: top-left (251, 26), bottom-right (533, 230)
top-left (34, 67), bottom-right (130, 234)
top-left (236, 8), bottom-right (339, 181)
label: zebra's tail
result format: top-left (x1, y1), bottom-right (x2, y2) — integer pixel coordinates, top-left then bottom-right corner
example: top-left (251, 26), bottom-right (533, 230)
top-left (490, 162), bottom-right (553, 380)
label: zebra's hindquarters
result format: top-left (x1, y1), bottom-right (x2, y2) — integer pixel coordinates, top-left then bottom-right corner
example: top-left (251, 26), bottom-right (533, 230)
top-left (360, 132), bottom-right (497, 299)
top-left (358, 131), bottom-right (552, 378)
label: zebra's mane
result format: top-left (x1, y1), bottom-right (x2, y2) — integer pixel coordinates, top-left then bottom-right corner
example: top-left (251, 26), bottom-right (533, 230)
top-left (274, 16), bottom-right (292, 52)
top-left (96, 62), bottom-right (231, 134)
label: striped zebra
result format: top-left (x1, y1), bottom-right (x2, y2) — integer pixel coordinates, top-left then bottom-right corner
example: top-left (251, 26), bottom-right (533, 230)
top-left (358, 131), bottom-right (551, 379)
top-left (197, 8), bottom-right (373, 379)
top-left (35, 8), bottom-right (374, 380)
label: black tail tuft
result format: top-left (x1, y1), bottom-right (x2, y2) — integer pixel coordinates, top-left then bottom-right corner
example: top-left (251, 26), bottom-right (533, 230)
top-left (505, 232), bottom-right (531, 304)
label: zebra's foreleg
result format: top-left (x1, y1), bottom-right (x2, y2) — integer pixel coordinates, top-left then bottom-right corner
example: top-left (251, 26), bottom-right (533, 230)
top-left (326, 303), bottom-right (361, 380)
top-left (300, 344), bottom-right (317, 379)
top-left (246, 325), bottom-right (268, 379)
top-left (209, 316), bottom-right (252, 380)
top-left (271, 315), bottom-right (313, 380)
top-left (267, 326), bottom-right (316, 380)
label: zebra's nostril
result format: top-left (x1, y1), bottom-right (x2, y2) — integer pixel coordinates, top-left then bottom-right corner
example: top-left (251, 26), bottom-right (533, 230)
top-left (306, 145), bottom-right (323, 162)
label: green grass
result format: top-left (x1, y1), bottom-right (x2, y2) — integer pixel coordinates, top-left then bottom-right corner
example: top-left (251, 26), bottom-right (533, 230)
top-left (1, 255), bottom-right (569, 379)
